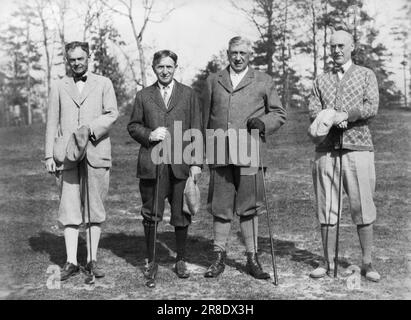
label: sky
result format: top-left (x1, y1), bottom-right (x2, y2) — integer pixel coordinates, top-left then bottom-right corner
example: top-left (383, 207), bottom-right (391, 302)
top-left (0, 0), bottom-right (409, 92)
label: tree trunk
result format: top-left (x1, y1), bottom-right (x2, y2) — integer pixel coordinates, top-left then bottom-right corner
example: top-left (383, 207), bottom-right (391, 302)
top-left (129, 14), bottom-right (147, 87)
top-left (322, 0), bottom-right (328, 71)
top-left (26, 18), bottom-right (32, 126)
top-left (311, 0), bottom-right (318, 79)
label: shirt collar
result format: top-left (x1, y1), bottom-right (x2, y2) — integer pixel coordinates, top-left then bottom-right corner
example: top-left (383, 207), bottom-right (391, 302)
top-left (158, 79), bottom-right (175, 91)
top-left (229, 66), bottom-right (249, 78)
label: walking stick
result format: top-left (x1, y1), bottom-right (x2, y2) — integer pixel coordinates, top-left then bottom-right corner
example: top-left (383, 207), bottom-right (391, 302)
top-left (84, 159), bottom-right (95, 285)
top-left (334, 131), bottom-right (344, 278)
top-left (260, 156), bottom-right (279, 286)
top-left (145, 164), bottom-right (161, 288)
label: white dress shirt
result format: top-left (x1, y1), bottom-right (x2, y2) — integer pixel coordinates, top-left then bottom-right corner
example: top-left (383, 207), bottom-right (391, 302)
top-left (75, 71), bottom-right (88, 94)
top-left (158, 79), bottom-right (175, 108)
top-left (230, 66), bottom-right (249, 89)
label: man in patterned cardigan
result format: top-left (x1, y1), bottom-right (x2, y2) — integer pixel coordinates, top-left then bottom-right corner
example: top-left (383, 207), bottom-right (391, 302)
top-left (308, 28), bottom-right (380, 282)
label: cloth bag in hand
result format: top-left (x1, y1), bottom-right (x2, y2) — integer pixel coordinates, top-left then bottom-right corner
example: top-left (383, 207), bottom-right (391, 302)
top-left (183, 176), bottom-right (201, 216)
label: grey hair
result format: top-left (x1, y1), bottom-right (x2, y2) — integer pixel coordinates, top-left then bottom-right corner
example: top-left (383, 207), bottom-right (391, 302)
top-left (228, 36), bottom-right (253, 52)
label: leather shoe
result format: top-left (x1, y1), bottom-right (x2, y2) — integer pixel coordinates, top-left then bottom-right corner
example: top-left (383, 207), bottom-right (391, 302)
top-left (361, 263), bottom-right (380, 282)
top-left (85, 260), bottom-right (105, 278)
top-left (143, 261), bottom-right (158, 280)
top-left (246, 252), bottom-right (270, 279)
top-left (60, 262), bottom-right (80, 281)
top-left (204, 251), bottom-right (226, 278)
top-left (175, 260), bottom-right (190, 279)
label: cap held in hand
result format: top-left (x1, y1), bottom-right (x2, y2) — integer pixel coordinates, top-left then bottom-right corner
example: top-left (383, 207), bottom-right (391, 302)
top-left (308, 109), bottom-right (336, 145)
top-left (66, 125), bottom-right (90, 163)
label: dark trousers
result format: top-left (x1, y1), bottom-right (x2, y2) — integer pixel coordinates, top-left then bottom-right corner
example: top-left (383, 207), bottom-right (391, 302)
top-left (207, 165), bottom-right (265, 221)
top-left (139, 164), bottom-right (191, 227)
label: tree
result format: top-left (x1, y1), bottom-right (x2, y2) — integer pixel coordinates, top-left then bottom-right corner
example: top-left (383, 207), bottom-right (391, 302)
top-left (102, 0), bottom-right (176, 88)
top-left (90, 22), bottom-right (128, 110)
top-left (191, 50), bottom-right (227, 96)
top-left (0, 19), bottom-right (43, 126)
top-left (231, 0), bottom-right (303, 108)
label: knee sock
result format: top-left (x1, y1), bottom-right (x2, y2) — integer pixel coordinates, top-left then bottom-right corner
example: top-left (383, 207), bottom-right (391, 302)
top-left (320, 224), bottom-right (336, 266)
top-left (143, 222), bottom-right (156, 262)
top-left (357, 224), bottom-right (373, 265)
top-left (213, 217), bottom-right (231, 252)
top-left (86, 224), bottom-right (101, 263)
top-left (64, 225), bottom-right (79, 265)
top-left (175, 226), bottom-right (188, 261)
top-left (240, 215), bottom-right (259, 254)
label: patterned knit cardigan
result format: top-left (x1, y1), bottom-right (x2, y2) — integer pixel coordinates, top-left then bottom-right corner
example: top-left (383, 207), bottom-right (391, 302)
top-left (308, 63), bottom-right (379, 152)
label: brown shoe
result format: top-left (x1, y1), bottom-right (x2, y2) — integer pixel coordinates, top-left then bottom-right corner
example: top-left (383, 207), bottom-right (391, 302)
top-left (175, 260), bottom-right (190, 279)
top-left (60, 262), bottom-right (80, 281)
top-left (85, 260), bottom-right (105, 278)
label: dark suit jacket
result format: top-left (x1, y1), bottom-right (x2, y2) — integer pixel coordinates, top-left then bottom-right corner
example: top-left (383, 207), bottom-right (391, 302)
top-left (128, 80), bottom-right (202, 179)
top-left (202, 67), bottom-right (286, 169)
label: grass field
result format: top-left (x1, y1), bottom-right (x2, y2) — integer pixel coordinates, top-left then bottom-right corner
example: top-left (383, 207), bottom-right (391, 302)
top-left (0, 107), bottom-right (410, 300)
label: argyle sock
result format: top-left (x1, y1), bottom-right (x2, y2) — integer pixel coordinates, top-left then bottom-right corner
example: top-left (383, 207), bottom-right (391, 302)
top-left (143, 222), bottom-right (156, 262)
top-left (357, 224), bottom-right (373, 265)
top-left (321, 224), bottom-right (337, 266)
top-left (64, 225), bottom-right (79, 265)
top-left (240, 215), bottom-right (259, 253)
top-left (213, 217), bottom-right (231, 252)
top-left (175, 226), bottom-right (188, 261)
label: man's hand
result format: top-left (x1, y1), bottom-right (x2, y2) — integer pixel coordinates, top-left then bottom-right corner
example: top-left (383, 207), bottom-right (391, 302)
top-left (149, 127), bottom-right (168, 142)
top-left (337, 120), bottom-right (348, 129)
top-left (45, 158), bottom-right (56, 173)
top-left (189, 166), bottom-right (202, 183)
top-left (333, 111), bottom-right (348, 127)
top-left (247, 118), bottom-right (265, 136)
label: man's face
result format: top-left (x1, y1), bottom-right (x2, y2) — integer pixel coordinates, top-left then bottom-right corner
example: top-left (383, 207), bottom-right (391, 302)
top-left (330, 31), bottom-right (354, 66)
top-left (153, 57), bottom-right (177, 86)
top-left (67, 47), bottom-right (89, 76)
top-left (227, 42), bottom-right (251, 73)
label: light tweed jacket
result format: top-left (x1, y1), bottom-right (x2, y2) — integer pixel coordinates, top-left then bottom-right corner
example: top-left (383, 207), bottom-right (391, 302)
top-left (308, 63), bottom-right (379, 152)
top-left (45, 73), bottom-right (119, 170)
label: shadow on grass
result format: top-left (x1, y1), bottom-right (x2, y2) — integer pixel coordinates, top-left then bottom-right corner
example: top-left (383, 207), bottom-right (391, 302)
top-left (28, 231), bottom-right (87, 266)
top-left (29, 231), bottom-right (350, 274)
top-left (233, 232), bottom-right (350, 273)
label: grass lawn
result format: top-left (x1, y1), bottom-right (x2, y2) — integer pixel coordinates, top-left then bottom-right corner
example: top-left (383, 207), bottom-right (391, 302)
top-left (0, 107), bottom-right (410, 300)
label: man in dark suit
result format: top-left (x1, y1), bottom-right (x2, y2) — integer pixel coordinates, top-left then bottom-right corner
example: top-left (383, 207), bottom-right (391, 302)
top-left (202, 36), bottom-right (286, 279)
top-left (128, 50), bottom-right (202, 279)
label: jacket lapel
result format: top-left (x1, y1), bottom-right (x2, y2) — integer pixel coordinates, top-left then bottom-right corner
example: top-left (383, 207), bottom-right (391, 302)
top-left (79, 73), bottom-right (98, 105)
top-left (233, 67), bottom-right (254, 92)
top-left (217, 68), bottom-right (233, 93)
top-left (166, 80), bottom-right (182, 113)
top-left (63, 76), bottom-right (81, 107)
top-left (148, 82), bottom-right (168, 112)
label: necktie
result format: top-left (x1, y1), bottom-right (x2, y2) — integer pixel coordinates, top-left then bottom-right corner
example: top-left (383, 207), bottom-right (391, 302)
top-left (163, 87), bottom-right (170, 107)
top-left (333, 65), bottom-right (344, 74)
top-left (74, 75), bottom-right (87, 83)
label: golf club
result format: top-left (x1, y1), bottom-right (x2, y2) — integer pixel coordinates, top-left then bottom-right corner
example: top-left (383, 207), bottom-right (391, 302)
top-left (84, 159), bottom-right (95, 285)
top-left (333, 131), bottom-right (344, 278)
top-left (145, 164), bottom-right (161, 288)
top-left (260, 156), bottom-right (279, 286)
